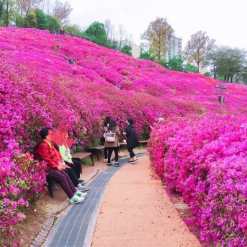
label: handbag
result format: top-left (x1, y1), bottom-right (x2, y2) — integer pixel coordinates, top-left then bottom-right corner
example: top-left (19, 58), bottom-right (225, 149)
top-left (105, 132), bottom-right (116, 142)
top-left (100, 135), bottom-right (105, 143)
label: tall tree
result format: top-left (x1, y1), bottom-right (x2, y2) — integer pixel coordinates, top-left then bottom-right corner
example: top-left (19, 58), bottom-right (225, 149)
top-left (166, 55), bottom-right (184, 72)
top-left (1, 0), bottom-right (16, 26)
top-left (52, 0), bottom-right (72, 26)
top-left (104, 19), bottom-right (114, 39)
top-left (141, 17), bottom-right (174, 62)
top-left (0, 1), bottom-right (4, 21)
top-left (206, 46), bottom-right (247, 82)
top-left (139, 48), bottom-right (155, 61)
top-left (217, 47), bottom-right (246, 82)
top-left (24, 9), bottom-right (36, 27)
top-left (118, 24), bottom-right (126, 49)
top-left (205, 48), bottom-right (220, 79)
top-left (16, 0), bottom-right (43, 16)
top-left (85, 21), bottom-right (109, 46)
top-left (35, 9), bottom-right (48, 29)
top-left (63, 24), bottom-right (83, 36)
top-left (120, 45), bottom-right (132, 56)
top-left (46, 14), bottom-right (60, 30)
top-left (85, 21), bottom-right (106, 37)
top-left (15, 13), bottom-right (25, 27)
top-left (184, 31), bottom-right (215, 73)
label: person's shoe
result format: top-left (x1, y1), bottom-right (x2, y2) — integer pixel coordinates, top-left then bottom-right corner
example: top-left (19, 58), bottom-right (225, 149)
top-left (77, 183), bottom-right (90, 192)
top-left (70, 195), bottom-right (84, 204)
top-left (78, 179), bottom-right (84, 183)
top-left (74, 191), bottom-right (87, 197)
top-left (108, 163), bottom-right (112, 166)
top-left (130, 159), bottom-right (138, 164)
top-left (115, 162), bottom-right (120, 167)
top-left (104, 159), bottom-right (108, 163)
top-left (128, 159), bottom-right (138, 163)
top-left (52, 183), bottom-right (58, 190)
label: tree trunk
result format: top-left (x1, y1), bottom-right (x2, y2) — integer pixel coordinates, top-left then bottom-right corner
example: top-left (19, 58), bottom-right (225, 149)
top-left (5, 1), bottom-right (9, 27)
top-left (213, 65), bottom-right (216, 79)
top-left (197, 61), bottom-right (200, 73)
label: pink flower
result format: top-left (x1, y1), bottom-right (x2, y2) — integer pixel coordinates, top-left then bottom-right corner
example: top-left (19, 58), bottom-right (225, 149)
top-left (24, 153), bottom-right (32, 160)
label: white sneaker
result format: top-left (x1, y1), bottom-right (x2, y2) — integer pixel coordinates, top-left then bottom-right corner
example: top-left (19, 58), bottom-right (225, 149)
top-left (70, 195), bottom-right (84, 204)
top-left (104, 159), bottom-right (108, 162)
top-left (74, 191), bottom-right (87, 197)
top-left (77, 183), bottom-right (90, 192)
top-left (130, 159), bottom-right (138, 164)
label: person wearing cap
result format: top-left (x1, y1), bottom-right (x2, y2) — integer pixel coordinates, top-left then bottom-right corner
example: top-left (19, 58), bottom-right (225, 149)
top-left (124, 118), bottom-right (139, 164)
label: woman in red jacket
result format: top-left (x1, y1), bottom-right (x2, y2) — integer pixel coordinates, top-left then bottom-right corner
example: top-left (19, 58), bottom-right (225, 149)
top-left (34, 127), bottom-right (85, 204)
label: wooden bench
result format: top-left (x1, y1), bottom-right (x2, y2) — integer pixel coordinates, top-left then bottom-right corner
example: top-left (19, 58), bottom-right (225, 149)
top-left (72, 152), bottom-right (94, 166)
top-left (138, 140), bottom-right (149, 144)
top-left (85, 145), bottom-right (105, 161)
top-left (119, 140), bottom-right (149, 147)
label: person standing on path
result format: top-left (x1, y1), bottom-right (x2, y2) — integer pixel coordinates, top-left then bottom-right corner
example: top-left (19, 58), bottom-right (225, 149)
top-left (125, 118), bottom-right (139, 164)
top-left (104, 119), bottom-right (121, 167)
top-left (103, 116), bottom-right (112, 162)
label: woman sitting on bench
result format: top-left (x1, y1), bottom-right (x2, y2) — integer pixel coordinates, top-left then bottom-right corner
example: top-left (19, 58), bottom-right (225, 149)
top-left (34, 127), bottom-right (87, 204)
top-left (59, 132), bottom-right (83, 182)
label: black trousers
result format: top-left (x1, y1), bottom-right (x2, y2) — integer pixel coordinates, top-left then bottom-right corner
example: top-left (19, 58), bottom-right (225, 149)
top-left (65, 159), bottom-right (82, 178)
top-left (104, 147), bottom-right (108, 159)
top-left (63, 167), bottom-right (79, 187)
top-left (127, 147), bottom-right (135, 158)
top-left (108, 147), bottom-right (119, 163)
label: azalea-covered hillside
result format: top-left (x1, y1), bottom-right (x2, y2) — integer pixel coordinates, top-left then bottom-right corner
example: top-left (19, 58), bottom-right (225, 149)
top-left (1, 27), bottom-right (247, 245)
top-left (1, 27), bottom-right (247, 153)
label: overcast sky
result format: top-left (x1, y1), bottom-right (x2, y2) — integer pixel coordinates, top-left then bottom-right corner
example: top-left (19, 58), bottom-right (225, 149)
top-left (66, 0), bottom-right (247, 50)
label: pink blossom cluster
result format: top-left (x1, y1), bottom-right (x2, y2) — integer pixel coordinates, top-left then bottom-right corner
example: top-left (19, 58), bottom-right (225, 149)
top-left (0, 153), bottom-right (47, 244)
top-left (148, 114), bottom-right (247, 246)
top-left (1, 27), bottom-right (247, 245)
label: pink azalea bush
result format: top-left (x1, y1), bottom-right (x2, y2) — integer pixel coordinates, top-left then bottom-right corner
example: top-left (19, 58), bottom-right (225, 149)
top-left (1, 27), bottom-right (247, 245)
top-left (149, 115), bottom-right (247, 246)
top-left (0, 153), bottom-right (47, 245)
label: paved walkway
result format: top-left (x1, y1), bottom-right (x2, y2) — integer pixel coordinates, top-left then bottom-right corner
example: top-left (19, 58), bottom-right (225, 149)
top-left (44, 156), bottom-right (133, 247)
top-left (44, 154), bottom-right (201, 247)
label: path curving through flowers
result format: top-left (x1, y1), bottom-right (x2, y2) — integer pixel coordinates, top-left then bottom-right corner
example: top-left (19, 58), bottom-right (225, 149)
top-left (92, 155), bottom-right (201, 247)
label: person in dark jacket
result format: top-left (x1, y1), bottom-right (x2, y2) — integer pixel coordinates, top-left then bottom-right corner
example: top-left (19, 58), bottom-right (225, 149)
top-left (124, 118), bottom-right (139, 164)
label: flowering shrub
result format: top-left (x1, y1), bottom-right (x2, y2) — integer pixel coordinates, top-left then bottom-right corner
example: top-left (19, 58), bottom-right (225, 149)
top-left (0, 153), bottom-right (47, 245)
top-left (199, 156), bottom-right (247, 246)
top-left (149, 115), bottom-right (247, 246)
top-left (1, 27), bottom-right (247, 245)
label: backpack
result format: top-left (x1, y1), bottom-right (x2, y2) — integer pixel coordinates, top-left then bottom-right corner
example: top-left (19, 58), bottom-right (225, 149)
top-left (105, 132), bottom-right (116, 142)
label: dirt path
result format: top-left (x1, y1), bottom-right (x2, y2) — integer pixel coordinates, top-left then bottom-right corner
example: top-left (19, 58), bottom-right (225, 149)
top-left (91, 155), bottom-right (201, 247)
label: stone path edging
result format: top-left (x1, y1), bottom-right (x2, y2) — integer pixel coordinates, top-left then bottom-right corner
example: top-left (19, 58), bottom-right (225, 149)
top-left (31, 167), bottom-right (100, 247)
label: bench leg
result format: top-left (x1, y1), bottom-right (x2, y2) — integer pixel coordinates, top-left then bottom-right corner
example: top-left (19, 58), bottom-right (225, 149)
top-left (96, 150), bottom-right (100, 161)
top-left (90, 154), bottom-right (94, 166)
